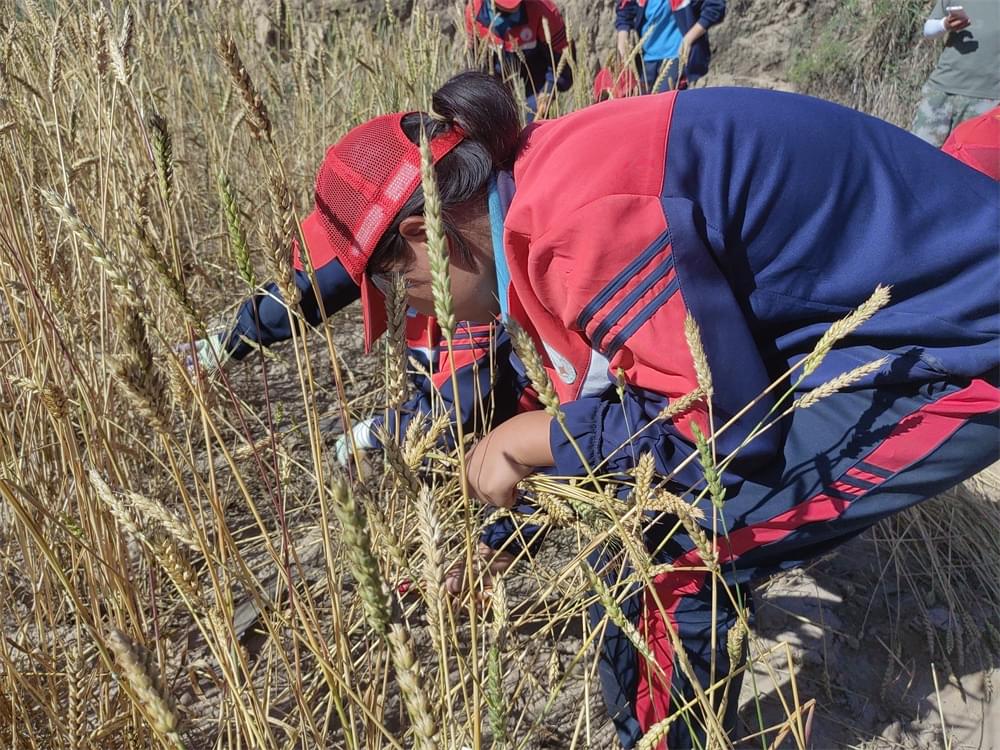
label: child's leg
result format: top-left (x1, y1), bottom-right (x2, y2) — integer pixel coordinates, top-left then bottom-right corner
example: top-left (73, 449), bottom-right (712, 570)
top-left (605, 377), bottom-right (999, 748)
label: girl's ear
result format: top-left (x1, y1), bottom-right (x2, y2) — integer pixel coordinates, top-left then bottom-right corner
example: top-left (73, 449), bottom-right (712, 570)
top-left (398, 216), bottom-right (427, 243)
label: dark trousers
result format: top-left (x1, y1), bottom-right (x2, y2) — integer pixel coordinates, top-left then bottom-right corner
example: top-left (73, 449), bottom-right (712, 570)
top-left (597, 377), bottom-right (1000, 748)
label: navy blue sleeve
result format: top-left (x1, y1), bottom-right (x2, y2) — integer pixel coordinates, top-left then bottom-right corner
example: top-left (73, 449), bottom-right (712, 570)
top-left (664, 87), bottom-right (1000, 386)
top-left (616, 0), bottom-right (640, 32)
top-left (224, 258), bottom-right (359, 361)
top-left (543, 48), bottom-right (574, 92)
top-left (694, 0), bottom-right (726, 28)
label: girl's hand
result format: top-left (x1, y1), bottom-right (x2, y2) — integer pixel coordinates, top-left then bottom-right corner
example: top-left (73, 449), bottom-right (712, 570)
top-left (466, 411), bottom-right (555, 508)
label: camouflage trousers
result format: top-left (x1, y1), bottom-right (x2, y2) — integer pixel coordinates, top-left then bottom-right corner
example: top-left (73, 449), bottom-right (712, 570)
top-left (911, 83), bottom-right (999, 147)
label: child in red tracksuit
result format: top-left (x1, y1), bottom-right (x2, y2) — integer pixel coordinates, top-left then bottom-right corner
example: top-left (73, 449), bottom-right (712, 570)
top-left (465, 0), bottom-right (573, 120)
top-left (215, 71), bottom-right (1000, 747)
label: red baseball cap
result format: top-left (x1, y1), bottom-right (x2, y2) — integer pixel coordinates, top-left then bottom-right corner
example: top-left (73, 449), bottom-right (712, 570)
top-left (296, 113), bottom-right (463, 352)
top-left (942, 107), bottom-right (1000, 181)
top-left (592, 67), bottom-right (640, 101)
top-left (494, 0), bottom-right (523, 11)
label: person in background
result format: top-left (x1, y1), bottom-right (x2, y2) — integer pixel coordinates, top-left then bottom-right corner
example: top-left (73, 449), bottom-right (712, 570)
top-left (912, 0), bottom-right (999, 146)
top-left (615, 0), bottom-right (725, 93)
top-left (941, 105), bottom-right (1000, 179)
top-left (465, 0), bottom-right (573, 120)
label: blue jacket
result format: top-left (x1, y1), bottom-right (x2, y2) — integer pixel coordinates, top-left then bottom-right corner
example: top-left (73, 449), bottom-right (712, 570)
top-left (616, 0), bottom-right (726, 82)
top-left (224, 257), bottom-right (358, 361)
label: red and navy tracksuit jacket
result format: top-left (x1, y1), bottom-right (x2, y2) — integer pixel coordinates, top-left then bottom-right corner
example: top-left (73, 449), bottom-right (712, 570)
top-left (495, 88), bottom-right (998, 747)
top-left (465, 0), bottom-right (573, 99)
top-left (616, 0), bottom-right (726, 82)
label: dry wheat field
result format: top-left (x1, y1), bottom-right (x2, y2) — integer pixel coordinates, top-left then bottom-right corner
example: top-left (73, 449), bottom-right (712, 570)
top-left (0, 1), bottom-right (997, 749)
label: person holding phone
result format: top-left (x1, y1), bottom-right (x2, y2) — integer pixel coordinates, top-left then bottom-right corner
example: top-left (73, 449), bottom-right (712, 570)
top-left (912, 0), bottom-right (999, 146)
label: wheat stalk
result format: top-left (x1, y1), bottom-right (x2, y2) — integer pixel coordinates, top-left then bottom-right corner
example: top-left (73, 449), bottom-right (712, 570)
top-left (796, 356), bottom-right (890, 410)
top-left (148, 112), bottom-right (173, 207)
top-left (266, 173), bottom-right (300, 307)
top-left (419, 130), bottom-right (453, 337)
top-left (217, 170), bottom-right (255, 288)
top-left (583, 563), bottom-right (656, 663)
top-left (105, 629), bottom-right (184, 749)
top-left (384, 272), bottom-right (408, 409)
top-left (800, 285), bottom-right (891, 375)
top-left (217, 29), bottom-right (272, 142)
top-left (507, 318), bottom-right (560, 414)
top-left (387, 622), bottom-right (439, 749)
top-left (330, 480), bottom-right (391, 636)
top-left (654, 490), bottom-right (717, 571)
top-left (684, 313), bottom-right (713, 398)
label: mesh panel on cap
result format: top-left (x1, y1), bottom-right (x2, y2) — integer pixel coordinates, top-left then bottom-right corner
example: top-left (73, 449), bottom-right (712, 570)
top-left (312, 112), bottom-right (462, 284)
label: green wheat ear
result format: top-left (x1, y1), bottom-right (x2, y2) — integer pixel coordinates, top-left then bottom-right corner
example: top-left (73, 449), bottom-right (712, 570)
top-left (419, 129), bottom-right (454, 338)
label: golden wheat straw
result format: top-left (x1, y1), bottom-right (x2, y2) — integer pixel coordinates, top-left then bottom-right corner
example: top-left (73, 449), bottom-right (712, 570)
top-left (379, 428), bottom-right (422, 502)
top-left (631, 452), bottom-right (656, 506)
top-left (385, 272), bottom-right (408, 409)
top-left (91, 11), bottom-right (109, 76)
top-left (89, 470), bottom-right (150, 547)
top-left (113, 304), bottom-right (172, 436)
top-left (108, 7), bottom-right (133, 87)
top-left (41, 191), bottom-right (137, 302)
top-left (217, 30), bottom-right (272, 141)
top-left (636, 715), bottom-right (676, 750)
top-left (583, 563), bottom-right (656, 663)
top-left (11, 376), bottom-right (68, 421)
top-left (267, 173), bottom-right (301, 307)
top-left (126, 491), bottom-right (199, 553)
top-left (654, 490), bottom-right (717, 570)
top-left (683, 313), bottom-right (713, 398)
top-left (387, 622), bottom-right (439, 750)
top-left (154, 536), bottom-right (202, 606)
top-left (47, 18), bottom-right (62, 95)
top-left (105, 629), bottom-right (184, 749)
top-left (135, 178), bottom-right (201, 329)
top-left (416, 487), bottom-right (445, 625)
top-left (655, 386), bottom-right (706, 422)
top-left (66, 648), bottom-right (86, 750)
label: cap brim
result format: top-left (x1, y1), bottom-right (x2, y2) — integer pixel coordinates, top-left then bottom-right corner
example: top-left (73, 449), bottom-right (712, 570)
top-left (361, 272), bottom-right (388, 354)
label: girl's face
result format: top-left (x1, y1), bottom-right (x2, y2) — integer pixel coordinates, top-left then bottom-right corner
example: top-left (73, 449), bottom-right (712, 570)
top-left (381, 208), bottom-right (500, 324)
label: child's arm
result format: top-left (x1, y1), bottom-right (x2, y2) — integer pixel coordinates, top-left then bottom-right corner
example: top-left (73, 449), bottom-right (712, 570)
top-left (223, 256), bottom-right (359, 362)
top-left (615, 0), bottom-right (641, 59)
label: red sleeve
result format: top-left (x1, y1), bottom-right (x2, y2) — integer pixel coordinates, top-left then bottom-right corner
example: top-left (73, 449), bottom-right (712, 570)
top-left (536, 0), bottom-right (568, 53)
top-left (525, 192), bottom-right (778, 486)
top-left (464, 1), bottom-right (476, 45)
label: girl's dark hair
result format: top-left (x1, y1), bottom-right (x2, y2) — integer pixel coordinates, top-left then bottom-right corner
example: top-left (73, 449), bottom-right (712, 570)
top-left (367, 71), bottom-right (521, 275)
